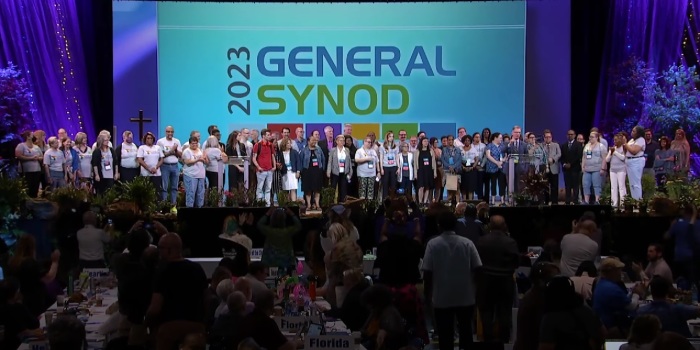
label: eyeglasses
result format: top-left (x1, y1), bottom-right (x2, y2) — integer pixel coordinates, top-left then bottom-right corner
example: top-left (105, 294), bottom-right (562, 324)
top-left (399, 133), bottom-right (407, 136)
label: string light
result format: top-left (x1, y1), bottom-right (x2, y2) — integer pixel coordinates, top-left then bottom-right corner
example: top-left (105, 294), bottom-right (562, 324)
top-left (54, 0), bottom-right (86, 137)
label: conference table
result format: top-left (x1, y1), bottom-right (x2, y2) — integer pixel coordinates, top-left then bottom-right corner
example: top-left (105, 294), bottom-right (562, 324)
top-left (17, 287), bottom-right (119, 350)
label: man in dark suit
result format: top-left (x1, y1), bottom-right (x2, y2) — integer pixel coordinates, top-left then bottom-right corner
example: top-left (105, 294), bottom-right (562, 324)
top-left (560, 129), bottom-right (583, 204)
top-left (318, 126), bottom-right (334, 186)
top-left (506, 126), bottom-right (527, 194)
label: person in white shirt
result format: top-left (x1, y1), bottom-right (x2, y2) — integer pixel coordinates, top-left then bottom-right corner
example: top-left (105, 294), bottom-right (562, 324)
top-left (422, 210), bottom-right (482, 350)
top-left (355, 137), bottom-right (379, 200)
top-left (157, 126), bottom-right (182, 203)
top-left (624, 126), bottom-right (646, 200)
top-left (559, 220), bottom-right (599, 277)
top-left (116, 131), bottom-right (140, 182)
top-left (204, 135), bottom-right (228, 191)
top-left (606, 133), bottom-right (627, 207)
top-left (72, 132), bottom-right (93, 189)
top-left (182, 136), bottom-right (208, 207)
top-left (137, 132), bottom-right (164, 194)
top-left (453, 127), bottom-right (467, 148)
top-left (43, 137), bottom-right (68, 189)
top-left (92, 133), bottom-right (119, 194)
top-left (77, 211), bottom-right (111, 269)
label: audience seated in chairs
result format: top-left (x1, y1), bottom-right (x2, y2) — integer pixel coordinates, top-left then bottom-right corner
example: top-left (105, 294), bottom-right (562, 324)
top-left (0, 278), bottom-right (42, 350)
top-left (570, 261), bottom-right (598, 303)
top-left (593, 257), bottom-right (645, 338)
top-left (513, 262), bottom-right (560, 350)
top-left (244, 261), bottom-right (270, 302)
top-left (637, 276), bottom-right (700, 338)
top-left (232, 290), bottom-right (301, 350)
top-left (7, 234), bottom-right (59, 318)
top-left (538, 276), bottom-right (603, 350)
top-left (48, 316), bottom-right (87, 350)
top-left (145, 233), bottom-right (209, 350)
top-left (620, 314), bottom-right (662, 350)
top-left (324, 268), bottom-right (370, 332)
top-left (209, 291), bottom-right (248, 350)
top-left (213, 278), bottom-right (235, 318)
top-left (205, 266), bottom-right (232, 329)
top-left (360, 284), bottom-right (408, 350)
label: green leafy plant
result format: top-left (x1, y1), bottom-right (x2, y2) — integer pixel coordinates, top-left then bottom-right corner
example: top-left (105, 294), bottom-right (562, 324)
top-left (48, 186), bottom-right (87, 211)
top-left (120, 176), bottom-right (158, 213)
top-left (641, 173), bottom-right (657, 200)
top-left (276, 190), bottom-right (291, 208)
top-left (320, 187), bottom-right (337, 209)
top-left (205, 187), bottom-right (222, 207)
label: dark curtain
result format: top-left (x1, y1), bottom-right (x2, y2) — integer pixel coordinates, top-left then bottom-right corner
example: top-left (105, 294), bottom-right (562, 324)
top-left (0, 0), bottom-right (96, 139)
top-left (593, 0), bottom-right (688, 128)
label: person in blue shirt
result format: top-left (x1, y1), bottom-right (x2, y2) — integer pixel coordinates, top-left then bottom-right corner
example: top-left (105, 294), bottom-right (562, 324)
top-left (637, 276), bottom-right (700, 337)
top-left (665, 205), bottom-right (700, 294)
top-left (592, 257), bottom-right (646, 337)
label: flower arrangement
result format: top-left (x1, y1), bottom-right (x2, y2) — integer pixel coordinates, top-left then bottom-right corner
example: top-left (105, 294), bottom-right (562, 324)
top-left (0, 63), bottom-right (36, 147)
top-left (521, 172), bottom-right (550, 198)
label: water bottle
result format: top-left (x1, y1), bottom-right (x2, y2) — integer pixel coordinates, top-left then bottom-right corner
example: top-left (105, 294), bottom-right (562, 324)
top-left (692, 284), bottom-right (698, 303)
top-left (67, 272), bottom-right (74, 296)
top-left (0, 266), bottom-right (4, 280)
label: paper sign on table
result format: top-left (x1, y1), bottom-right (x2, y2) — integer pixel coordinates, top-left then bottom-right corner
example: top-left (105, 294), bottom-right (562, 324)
top-left (28, 340), bottom-right (48, 350)
top-left (305, 335), bottom-right (360, 350)
top-left (274, 315), bottom-right (321, 332)
top-left (83, 268), bottom-right (110, 278)
top-left (250, 248), bottom-right (263, 260)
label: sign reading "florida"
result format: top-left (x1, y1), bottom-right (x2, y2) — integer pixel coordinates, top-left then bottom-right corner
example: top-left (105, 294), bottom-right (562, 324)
top-left (305, 335), bottom-right (360, 350)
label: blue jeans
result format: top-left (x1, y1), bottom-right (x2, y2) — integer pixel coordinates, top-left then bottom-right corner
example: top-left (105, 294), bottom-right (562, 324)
top-left (49, 170), bottom-right (66, 189)
top-left (161, 163), bottom-right (180, 203)
top-left (256, 170), bottom-right (273, 206)
top-left (582, 171), bottom-right (602, 197)
top-left (183, 175), bottom-right (205, 208)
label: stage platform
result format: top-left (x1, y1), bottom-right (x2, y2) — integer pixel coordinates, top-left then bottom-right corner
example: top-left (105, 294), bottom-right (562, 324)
top-left (175, 205), bottom-right (675, 264)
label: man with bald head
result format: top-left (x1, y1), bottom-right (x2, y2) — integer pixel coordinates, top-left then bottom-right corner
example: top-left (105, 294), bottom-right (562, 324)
top-left (560, 219), bottom-right (599, 278)
top-left (474, 215), bottom-right (519, 343)
top-left (157, 126), bottom-right (182, 203)
top-left (147, 233), bottom-right (208, 350)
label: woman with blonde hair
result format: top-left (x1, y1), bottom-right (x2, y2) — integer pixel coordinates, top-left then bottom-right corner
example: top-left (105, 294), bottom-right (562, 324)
top-left (204, 135), bottom-right (228, 191)
top-left (43, 136), bottom-right (68, 189)
top-left (72, 132), bottom-right (93, 189)
top-left (582, 131), bottom-right (606, 204)
top-left (327, 134), bottom-right (353, 202)
top-left (278, 138), bottom-right (301, 201)
top-left (670, 128), bottom-right (690, 176)
top-left (91, 133), bottom-right (119, 194)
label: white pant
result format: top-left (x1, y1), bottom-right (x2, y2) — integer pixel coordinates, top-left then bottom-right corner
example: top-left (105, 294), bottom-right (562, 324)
top-left (610, 170), bottom-right (627, 207)
top-left (626, 157), bottom-right (645, 200)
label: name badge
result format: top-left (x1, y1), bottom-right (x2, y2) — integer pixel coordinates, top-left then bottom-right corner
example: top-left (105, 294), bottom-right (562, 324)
top-left (586, 151), bottom-right (592, 159)
top-left (499, 155), bottom-right (505, 162)
top-left (104, 158), bottom-right (111, 170)
top-left (423, 157), bottom-right (429, 166)
top-left (466, 158), bottom-right (472, 166)
top-left (387, 154), bottom-right (395, 166)
top-left (368, 162), bottom-right (374, 169)
top-left (448, 157), bottom-right (454, 165)
top-left (312, 158), bottom-right (318, 167)
top-left (285, 162), bottom-right (292, 170)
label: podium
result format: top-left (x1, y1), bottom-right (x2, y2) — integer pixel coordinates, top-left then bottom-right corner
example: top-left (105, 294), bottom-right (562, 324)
top-left (507, 153), bottom-right (547, 205)
top-left (226, 156), bottom-right (251, 190)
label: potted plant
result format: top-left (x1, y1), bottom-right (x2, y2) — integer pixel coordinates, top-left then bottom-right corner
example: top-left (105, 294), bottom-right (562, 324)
top-left (120, 176), bottom-right (158, 214)
top-left (512, 192), bottom-right (532, 206)
top-left (0, 177), bottom-right (28, 249)
top-left (320, 187), bottom-right (337, 210)
top-left (622, 195), bottom-right (637, 214)
top-left (638, 197), bottom-right (649, 214)
top-left (204, 188), bottom-right (222, 207)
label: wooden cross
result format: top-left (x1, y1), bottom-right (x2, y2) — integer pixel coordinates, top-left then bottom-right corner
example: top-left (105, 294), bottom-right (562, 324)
top-left (129, 110), bottom-right (153, 141)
